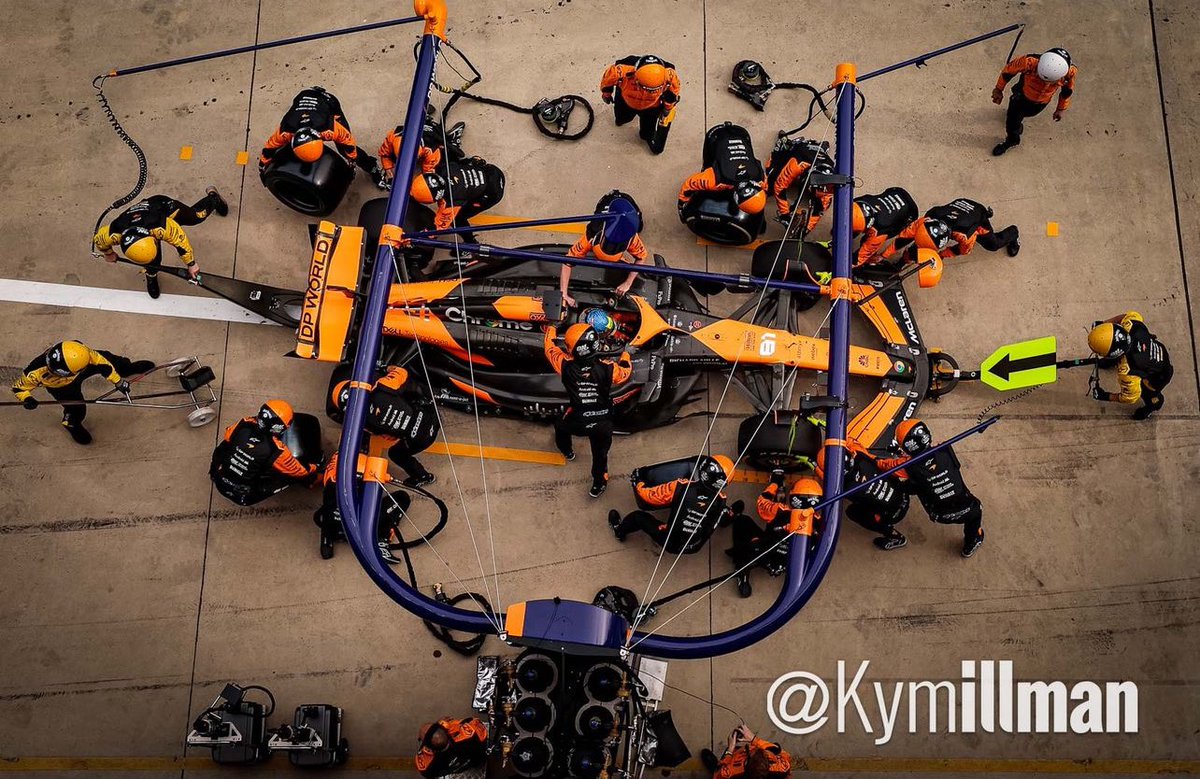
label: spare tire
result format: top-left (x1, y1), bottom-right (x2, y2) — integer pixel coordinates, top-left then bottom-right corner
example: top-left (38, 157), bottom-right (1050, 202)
top-left (738, 413), bottom-right (823, 472)
top-left (262, 150), bottom-right (354, 217)
top-left (679, 191), bottom-right (765, 246)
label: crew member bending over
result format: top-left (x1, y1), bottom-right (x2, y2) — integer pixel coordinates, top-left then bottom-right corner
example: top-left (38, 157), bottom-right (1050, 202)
top-left (925, 198), bottom-right (1020, 258)
top-left (313, 450), bottom-right (408, 560)
top-left (410, 156), bottom-right (506, 244)
top-left (609, 455), bottom-right (736, 554)
top-left (851, 187), bottom-right (948, 266)
top-left (560, 191), bottom-right (648, 307)
top-left (376, 111), bottom-right (465, 189)
top-left (678, 122), bottom-right (766, 218)
top-left (259, 86), bottom-right (376, 174)
top-left (209, 400), bottom-right (319, 506)
top-left (93, 190), bottom-right (228, 298)
top-left (600, 54), bottom-right (681, 154)
top-left (727, 470), bottom-right (822, 597)
top-left (545, 323), bottom-right (632, 498)
top-left (700, 725), bottom-right (793, 778)
top-left (11, 340), bottom-right (154, 445)
top-left (1088, 311), bottom-right (1173, 420)
top-left (765, 136), bottom-right (835, 233)
top-left (816, 441), bottom-right (909, 550)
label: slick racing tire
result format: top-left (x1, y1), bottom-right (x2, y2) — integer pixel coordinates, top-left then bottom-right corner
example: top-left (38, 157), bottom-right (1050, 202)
top-left (358, 197), bottom-right (435, 278)
top-left (263, 150), bottom-right (354, 217)
top-left (738, 413), bottom-right (823, 472)
top-left (679, 192), bottom-right (765, 246)
top-left (750, 240), bottom-right (832, 311)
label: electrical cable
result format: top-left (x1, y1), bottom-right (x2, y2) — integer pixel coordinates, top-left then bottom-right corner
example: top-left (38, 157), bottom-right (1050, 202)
top-left (89, 75), bottom-right (148, 252)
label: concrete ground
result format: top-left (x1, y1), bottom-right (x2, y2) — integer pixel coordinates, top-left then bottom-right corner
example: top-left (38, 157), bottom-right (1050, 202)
top-left (0, 0), bottom-right (1197, 777)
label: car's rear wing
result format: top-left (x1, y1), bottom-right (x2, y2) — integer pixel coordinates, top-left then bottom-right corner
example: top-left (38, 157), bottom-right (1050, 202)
top-left (294, 221), bottom-right (366, 362)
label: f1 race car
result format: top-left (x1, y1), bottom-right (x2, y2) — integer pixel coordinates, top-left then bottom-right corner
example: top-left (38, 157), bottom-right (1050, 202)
top-left (292, 200), bottom-right (932, 469)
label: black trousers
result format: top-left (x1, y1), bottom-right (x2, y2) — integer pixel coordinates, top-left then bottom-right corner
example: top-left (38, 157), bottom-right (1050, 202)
top-left (451, 164), bottom-right (506, 240)
top-left (977, 223), bottom-right (1020, 252)
top-left (727, 513), bottom-right (788, 574)
top-left (1003, 92), bottom-right (1050, 146)
top-left (613, 91), bottom-right (670, 154)
top-left (1133, 365), bottom-right (1174, 419)
top-left (47, 351), bottom-right (150, 426)
top-left (387, 443), bottom-right (431, 480)
top-left (846, 495), bottom-right (909, 538)
top-left (931, 500), bottom-right (983, 541)
top-left (554, 421), bottom-right (612, 482)
top-left (615, 509), bottom-right (669, 546)
top-left (142, 194), bottom-right (222, 276)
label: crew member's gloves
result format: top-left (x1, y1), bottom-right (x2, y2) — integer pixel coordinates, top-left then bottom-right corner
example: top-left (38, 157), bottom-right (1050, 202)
top-left (1090, 384), bottom-right (1110, 402)
top-left (22, 397), bottom-right (38, 410)
top-left (1052, 109), bottom-right (1064, 122)
top-left (991, 87), bottom-right (1004, 105)
top-left (770, 468), bottom-right (786, 487)
top-left (601, 90), bottom-right (614, 105)
top-left (115, 380), bottom-right (131, 395)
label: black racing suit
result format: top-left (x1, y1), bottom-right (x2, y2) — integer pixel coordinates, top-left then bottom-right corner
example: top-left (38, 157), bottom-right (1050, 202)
top-left (841, 452), bottom-right (910, 537)
top-left (925, 198), bottom-right (1019, 256)
top-left (96, 194), bottom-right (222, 275)
top-left (618, 478), bottom-right (728, 555)
top-left (260, 86), bottom-right (376, 172)
top-left (327, 365), bottom-right (439, 481)
top-left (884, 447), bottom-right (981, 542)
top-left (853, 187), bottom-right (919, 263)
top-left (1121, 318), bottom-right (1173, 419)
top-left (702, 122), bottom-right (764, 188)
top-left (209, 418), bottom-right (318, 506)
top-left (428, 157), bottom-right (507, 239)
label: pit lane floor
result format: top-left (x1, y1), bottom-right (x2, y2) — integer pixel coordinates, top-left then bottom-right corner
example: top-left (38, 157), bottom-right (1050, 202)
top-left (0, 1), bottom-right (1197, 776)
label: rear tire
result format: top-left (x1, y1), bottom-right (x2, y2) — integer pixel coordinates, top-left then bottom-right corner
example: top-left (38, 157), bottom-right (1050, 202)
top-left (262, 151), bottom-right (354, 217)
top-left (738, 413), bottom-right (823, 472)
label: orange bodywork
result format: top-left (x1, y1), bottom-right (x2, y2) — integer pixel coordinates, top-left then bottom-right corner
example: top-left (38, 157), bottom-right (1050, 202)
top-left (450, 377), bottom-right (498, 405)
top-left (847, 391), bottom-right (909, 450)
top-left (296, 221), bottom-right (367, 362)
top-left (689, 320), bottom-right (894, 377)
top-left (382, 308), bottom-right (494, 366)
top-left (492, 295), bottom-right (548, 322)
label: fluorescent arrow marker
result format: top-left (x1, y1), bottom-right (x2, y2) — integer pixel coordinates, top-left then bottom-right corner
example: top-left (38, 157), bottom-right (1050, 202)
top-left (979, 336), bottom-right (1058, 391)
top-left (987, 350), bottom-right (1057, 381)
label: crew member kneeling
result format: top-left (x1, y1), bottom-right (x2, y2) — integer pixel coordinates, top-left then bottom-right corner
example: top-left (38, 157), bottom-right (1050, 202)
top-left (415, 717), bottom-right (488, 779)
top-left (410, 157), bottom-right (506, 244)
top-left (210, 400), bottom-right (319, 506)
top-left (609, 455), bottom-right (735, 554)
top-left (925, 198), bottom-right (1020, 259)
top-left (678, 122), bottom-right (767, 223)
top-left (765, 136), bottom-right (835, 234)
top-left (726, 471), bottom-right (822, 597)
top-left (816, 441), bottom-right (910, 550)
top-left (851, 187), bottom-right (949, 267)
top-left (259, 86), bottom-right (376, 175)
top-left (1088, 312), bottom-right (1172, 420)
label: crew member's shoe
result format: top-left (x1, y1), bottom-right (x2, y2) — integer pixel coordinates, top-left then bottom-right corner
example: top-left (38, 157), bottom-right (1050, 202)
top-left (63, 421), bottom-right (92, 445)
top-left (700, 749), bottom-right (720, 774)
top-left (992, 141), bottom-right (1015, 156)
top-left (1007, 239), bottom-right (1021, 257)
top-left (873, 531), bottom-right (907, 551)
top-left (589, 477), bottom-right (608, 498)
top-left (608, 509), bottom-right (626, 541)
top-left (206, 186), bottom-right (229, 217)
top-left (446, 122), bottom-right (466, 151)
top-left (320, 535), bottom-right (335, 560)
top-left (961, 530), bottom-right (984, 558)
top-left (561, 450), bottom-right (576, 461)
top-left (146, 274), bottom-right (160, 299)
top-left (736, 573), bottom-right (752, 598)
top-left (1131, 406), bottom-right (1155, 421)
top-left (403, 471), bottom-right (436, 488)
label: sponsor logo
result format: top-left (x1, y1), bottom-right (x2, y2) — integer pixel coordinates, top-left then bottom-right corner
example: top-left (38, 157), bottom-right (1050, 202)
top-left (299, 234), bottom-right (334, 348)
top-left (893, 292), bottom-right (920, 346)
top-left (445, 306), bottom-right (533, 331)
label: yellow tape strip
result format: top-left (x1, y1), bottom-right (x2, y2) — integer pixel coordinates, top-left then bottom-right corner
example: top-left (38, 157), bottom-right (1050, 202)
top-left (2, 756), bottom-right (1196, 774)
top-left (732, 467), bottom-right (771, 484)
top-left (468, 213), bottom-right (587, 235)
top-left (178, 145), bottom-right (193, 161)
top-left (696, 237), bottom-right (767, 251)
top-left (427, 441), bottom-right (567, 465)
top-left (235, 150), bottom-right (249, 166)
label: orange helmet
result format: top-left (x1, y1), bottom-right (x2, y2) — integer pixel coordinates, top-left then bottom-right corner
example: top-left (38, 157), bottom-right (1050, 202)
top-left (734, 180), bottom-right (766, 215)
top-left (330, 379), bottom-right (351, 411)
top-left (698, 454), bottom-right (734, 488)
top-left (851, 202), bottom-right (866, 232)
top-left (895, 418), bottom-right (932, 455)
top-left (788, 476), bottom-right (823, 510)
top-left (915, 249), bottom-right (944, 288)
top-left (815, 445), bottom-right (853, 475)
top-left (291, 127), bottom-right (325, 163)
top-left (633, 57), bottom-right (668, 91)
top-left (914, 218), bottom-right (950, 251)
top-left (563, 322), bottom-right (599, 359)
top-left (257, 399), bottom-right (294, 435)
top-left (410, 172), bottom-right (447, 204)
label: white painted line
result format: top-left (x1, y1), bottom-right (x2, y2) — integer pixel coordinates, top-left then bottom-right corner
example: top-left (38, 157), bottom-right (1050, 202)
top-left (0, 279), bottom-right (279, 326)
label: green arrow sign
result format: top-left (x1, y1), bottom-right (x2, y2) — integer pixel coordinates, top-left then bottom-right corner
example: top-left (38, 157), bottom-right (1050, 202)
top-left (979, 336), bottom-right (1058, 391)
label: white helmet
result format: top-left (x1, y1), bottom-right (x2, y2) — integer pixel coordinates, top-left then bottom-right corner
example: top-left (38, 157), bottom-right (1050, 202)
top-left (1037, 49), bottom-right (1070, 82)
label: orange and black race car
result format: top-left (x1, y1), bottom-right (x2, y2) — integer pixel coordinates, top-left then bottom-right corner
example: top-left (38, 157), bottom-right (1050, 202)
top-left (291, 204), bottom-right (932, 469)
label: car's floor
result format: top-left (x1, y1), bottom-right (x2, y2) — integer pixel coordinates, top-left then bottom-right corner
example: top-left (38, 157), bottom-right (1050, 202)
top-left (0, 1), bottom-right (1198, 777)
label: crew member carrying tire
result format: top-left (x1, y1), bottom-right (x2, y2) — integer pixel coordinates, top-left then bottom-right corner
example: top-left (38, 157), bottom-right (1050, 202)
top-left (1087, 311), bottom-right (1173, 420)
top-left (328, 365), bottom-right (439, 487)
top-left (678, 122), bottom-right (767, 220)
top-left (851, 187), bottom-right (949, 267)
top-left (816, 441), bottom-right (909, 550)
top-left (259, 86), bottom-right (377, 176)
top-left (545, 323), bottom-right (633, 498)
top-left (925, 198), bottom-right (1020, 259)
top-left (991, 48), bottom-right (1076, 156)
top-left (92, 190), bottom-right (228, 299)
top-left (878, 419), bottom-right (985, 558)
top-left (609, 455), bottom-right (736, 555)
top-left (209, 400), bottom-right (320, 507)
top-left (600, 54), bottom-right (680, 154)
top-left (765, 136), bottom-right (835, 234)
top-left (11, 340), bottom-right (155, 445)
top-left (415, 717), bottom-right (488, 779)
top-left (560, 191), bottom-right (648, 307)
top-left (409, 156), bottom-right (506, 244)
top-left (726, 471), bottom-right (822, 597)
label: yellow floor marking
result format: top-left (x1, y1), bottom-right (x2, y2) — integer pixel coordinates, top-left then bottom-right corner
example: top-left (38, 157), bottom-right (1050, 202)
top-left (2, 756), bottom-right (1197, 774)
top-left (697, 236), bottom-right (767, 251)
top-left (235, 150), bottom-right (249, 166)
top-left (468, 213), bottom-right (586, 235)
top-left (178, 145), bottom-right (193, 161)
top-left (732, 467), bottom-right (772, 484)
top-left (427, 440), bottom-right (566, 465)
top-left (1047, 221), bottom-right (1060, 237)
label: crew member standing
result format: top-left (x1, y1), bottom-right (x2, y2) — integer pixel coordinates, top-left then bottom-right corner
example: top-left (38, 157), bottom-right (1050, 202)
top-left (600, 55), bottom-right (681, 154)
top-left (1088, 311), bottom-right (1173, 420)
top-left (544, 323), bottom-right (632, 497)
top-left (925, 198), bottom-right (1020, 258)
top-left (11, 340), bottom-right (154, 445)
top-left (415, 717), bottom-right (488, 779)
top-left (991, 48), bottom-right (1076, 156)
top-left (560, 191), bottom-right (649, 307)
top-left (92, 190), bottom-right (228, 298)
top-left (700, 725), bottom-right (793, 778)
top-left (209, 400), bottom-right (320, 506)
top-left (765, 136), bottom-right (835, 234)
top-left (259, 86), bottom-right (377, 174)
top-left (879, 419), bottom-right (985, 558)
top-left (678, 122), bottom-right (767, 218)
top-left (727, 471), bottom-right (822, 597)
top-left (409, 156), bottom-right (506, 244)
